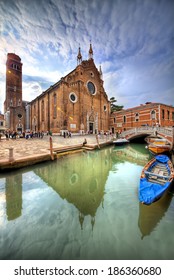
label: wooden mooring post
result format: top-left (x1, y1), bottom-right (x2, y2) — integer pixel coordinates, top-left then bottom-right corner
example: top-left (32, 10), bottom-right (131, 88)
top-left (49, 137), bottom-right (54, 160)
top-left (96, 134), bottom-right (100, 149)
top-left (8, 147), bottom-right (14, 162)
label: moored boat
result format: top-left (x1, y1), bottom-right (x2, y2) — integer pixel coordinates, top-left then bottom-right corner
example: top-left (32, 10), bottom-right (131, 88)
top-left (147, 141), bottom-right (171, 155)
top-left (145, 136), bottom-right (167, 144)
top-left (139, 154), bottom-right (174, 205)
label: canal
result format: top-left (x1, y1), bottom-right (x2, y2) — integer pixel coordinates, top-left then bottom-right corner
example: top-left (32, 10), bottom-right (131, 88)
top-left (0, 143), bottom-right (174, 260)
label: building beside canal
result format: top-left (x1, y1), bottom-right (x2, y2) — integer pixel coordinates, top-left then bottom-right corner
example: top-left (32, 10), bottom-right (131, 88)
top-left (110, 102), bottom-right (174, 134)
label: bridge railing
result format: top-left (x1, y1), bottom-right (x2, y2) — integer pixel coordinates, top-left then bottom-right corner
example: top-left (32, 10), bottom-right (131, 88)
top-left (121, 126), bottom-right (153, 137)
top-left (156, 126), bottom-right (173, 136)
top-left (121, 126), bottom-right (173, 138)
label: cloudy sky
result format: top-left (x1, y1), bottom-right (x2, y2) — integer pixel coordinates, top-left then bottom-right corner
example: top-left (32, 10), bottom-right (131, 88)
top-left (0, 0), bottom-right (174, 113)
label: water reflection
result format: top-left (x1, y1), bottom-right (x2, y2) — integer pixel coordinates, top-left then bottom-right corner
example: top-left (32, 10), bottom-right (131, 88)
top-left (138, 188), bottom-right (173, 239)
top-left (1, 144), bottom-right (158, 229)
top-left (5, 173), bottom-right (22, 220)
top-left (34, 149), bottom-right (113, 229)
top-left (112, 144), bottom-right (150, 165)
top-left (0, 144), bottom-right (174, 260)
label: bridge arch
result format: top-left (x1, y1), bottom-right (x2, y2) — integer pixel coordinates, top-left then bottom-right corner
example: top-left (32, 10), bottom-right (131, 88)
top-left (126, 133), bottom-right (151, 142)
top-left (121, 126), bottom-right (173, 146)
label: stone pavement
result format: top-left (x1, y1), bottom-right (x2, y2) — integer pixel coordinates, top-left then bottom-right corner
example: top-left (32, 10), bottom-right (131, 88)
top-left (0, 134), bottom-right (113, 163)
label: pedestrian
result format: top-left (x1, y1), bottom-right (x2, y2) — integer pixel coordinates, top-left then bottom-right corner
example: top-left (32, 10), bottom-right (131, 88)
top-left (83, 138), bottom-right (87, 146)
top-left (5, 131), bottom-right (9, 140)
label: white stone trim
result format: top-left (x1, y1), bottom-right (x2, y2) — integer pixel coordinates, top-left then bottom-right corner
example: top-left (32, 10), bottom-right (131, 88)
top-left (86, 80), bottom-right (97, 95)
top-left (69, 92), bottom-right (78, 103)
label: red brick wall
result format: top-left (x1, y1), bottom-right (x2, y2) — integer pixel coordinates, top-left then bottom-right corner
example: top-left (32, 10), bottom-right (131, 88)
top-left (110, 103), bottom-right (174, 133)
top-left (5, 53), bottom-right (22, 111)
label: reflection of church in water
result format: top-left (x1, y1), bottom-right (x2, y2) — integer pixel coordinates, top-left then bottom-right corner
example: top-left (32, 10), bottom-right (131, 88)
top-left (4, 174), bottom-right (22, 221)
top-left (34, 148), bottom-right (112, 230)
top-left (3, 148), bottom-right (113, 230)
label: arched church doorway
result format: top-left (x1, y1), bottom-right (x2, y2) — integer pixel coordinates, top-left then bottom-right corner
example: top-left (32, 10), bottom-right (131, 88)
top-left (89, 122), bottom-right (94, 133)
top-left (16, 123), bottom-right (23, 134)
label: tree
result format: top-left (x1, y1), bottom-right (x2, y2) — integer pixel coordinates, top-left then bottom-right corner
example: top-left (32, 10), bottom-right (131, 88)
top-left (110, 97), bottom-right (124, 113)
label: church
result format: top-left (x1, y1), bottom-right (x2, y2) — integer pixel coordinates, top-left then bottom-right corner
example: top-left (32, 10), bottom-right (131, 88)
top-left (4, 44), bottom-right (110, 134)
top-left (29, 44), bottom-right (110, 134)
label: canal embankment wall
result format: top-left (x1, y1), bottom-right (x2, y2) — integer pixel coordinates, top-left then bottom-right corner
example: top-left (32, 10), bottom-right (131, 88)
top-left (0, 135), bottom-right (113, 171)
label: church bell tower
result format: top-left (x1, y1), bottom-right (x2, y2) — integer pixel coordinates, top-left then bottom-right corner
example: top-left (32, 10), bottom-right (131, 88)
top-left (4, 53), bottom-right (25, 132)
top-left (5, 53), bottom-right (23, 111)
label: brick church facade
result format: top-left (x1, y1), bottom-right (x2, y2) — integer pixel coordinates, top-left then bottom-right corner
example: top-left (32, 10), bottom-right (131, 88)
top-left (29, 44), bottom-right (110, 134)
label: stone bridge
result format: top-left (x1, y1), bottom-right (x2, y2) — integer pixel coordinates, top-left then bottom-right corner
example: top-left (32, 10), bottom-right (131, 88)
top-left (121, 126), bottom-right (174, 148)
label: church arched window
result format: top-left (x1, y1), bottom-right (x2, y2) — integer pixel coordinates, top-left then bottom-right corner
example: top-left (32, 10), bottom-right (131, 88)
top-left (41, 100), bottom-right (44, 121)
top-left (53, 93), bottom-right (57, 118)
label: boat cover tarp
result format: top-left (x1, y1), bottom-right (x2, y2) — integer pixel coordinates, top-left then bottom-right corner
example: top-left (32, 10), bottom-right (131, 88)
top-left (139, 178), bottom-right (170, 205)
top-left (155, 155), bottom-right (169, 164)
top-left (139, 155), bottom-right (171, 205)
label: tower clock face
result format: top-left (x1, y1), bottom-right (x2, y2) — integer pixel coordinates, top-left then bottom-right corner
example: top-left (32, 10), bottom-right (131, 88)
top-left (87, 81), bottom-right (95, 94)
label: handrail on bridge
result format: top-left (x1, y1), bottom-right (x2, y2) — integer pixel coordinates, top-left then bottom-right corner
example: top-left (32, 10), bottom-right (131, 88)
top-left (121, 126), bottom-right (173, 147)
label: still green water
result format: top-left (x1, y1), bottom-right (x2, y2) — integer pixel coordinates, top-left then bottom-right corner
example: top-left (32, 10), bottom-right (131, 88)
top-left (0, 144), bottom-right (174, 260)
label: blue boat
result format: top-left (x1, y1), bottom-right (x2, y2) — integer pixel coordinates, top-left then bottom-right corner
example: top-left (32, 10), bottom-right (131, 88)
top-left (139, 155), bottom-right (174, 205)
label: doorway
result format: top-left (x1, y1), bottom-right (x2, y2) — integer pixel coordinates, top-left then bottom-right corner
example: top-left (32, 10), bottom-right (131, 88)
top-left (89, 122), bottom-right (94, 134)
top-left (17, 127), bottom-right (22, 135)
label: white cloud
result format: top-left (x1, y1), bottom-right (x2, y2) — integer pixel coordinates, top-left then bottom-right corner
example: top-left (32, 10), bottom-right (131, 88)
top-left (23, 81), bottom-right (42, 102)
top-left (0, 0), bottom-right (174, 112)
